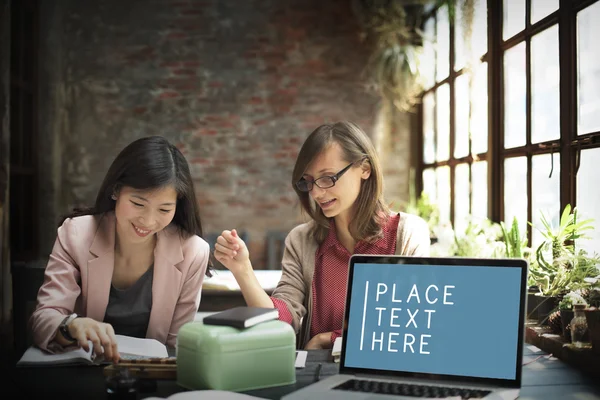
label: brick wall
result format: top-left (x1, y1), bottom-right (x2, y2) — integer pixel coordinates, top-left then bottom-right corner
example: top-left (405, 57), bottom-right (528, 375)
top-left (36, 0), bottom-right (412, 268)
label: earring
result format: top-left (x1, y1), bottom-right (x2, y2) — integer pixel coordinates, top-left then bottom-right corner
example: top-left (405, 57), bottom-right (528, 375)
top-left (111, 194), bottom-right (117, 200)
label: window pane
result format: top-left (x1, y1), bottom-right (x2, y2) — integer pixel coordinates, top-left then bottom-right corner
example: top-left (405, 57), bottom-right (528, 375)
top-left (436, 6), bottom-right (450, 82)
top-left (454, 0), bottom-right (488, 68)
top-left (577, 2), bottom-right (600, 134)
top-left (576, 147), bottom-right (600, 255)
top-left (531, 25), bottom-right (560, 144)
top-left (455, 74), bottom-right (469, 158)
top-left (454, 163), bottom-right (470, 234)
top-left (423, 168), bottom-right (437, 204)
top-left (531, 153), bottom-right (561, 249)
top-left (504, 157), bottom-right (528, 235)
top-left (472, 0), bottom-right (488, 59)
top-left (423, 92), bottom-right (435, 164)
top-left (436, 84), bottom-right (450, 161)
top-left (531, 0), bottom-right (558, 24)
top-left (455, 4), bottom-right (466, 71)
top-left (472, 161), bottom-right (488, 220)
top-left (472, 62), bottom-right (488, 154)
top-left (436, 166), bottom-right (451, 224)
top-left (504, 43), bottom-right (526, 149)
top-left (503, 0), bottom-right (525, 40)
top-left (422, 18), bottom-right (436, 89)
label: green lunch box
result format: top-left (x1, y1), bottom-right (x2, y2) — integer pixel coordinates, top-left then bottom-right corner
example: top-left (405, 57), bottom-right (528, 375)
top-left (176, 320), bottom-right (297, 392)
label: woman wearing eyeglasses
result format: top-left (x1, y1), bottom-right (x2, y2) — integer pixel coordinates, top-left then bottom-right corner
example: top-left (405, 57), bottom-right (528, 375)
top-left (214, 121), bottom-right (430, 350)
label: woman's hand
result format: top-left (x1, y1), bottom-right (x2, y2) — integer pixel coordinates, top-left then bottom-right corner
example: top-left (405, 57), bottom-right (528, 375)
top-left (67, 317), bottom-right (120, 363)
top-left (214, 229), bottom-right (252, 276)
top-left (305, 332), bottom-right (333, 350)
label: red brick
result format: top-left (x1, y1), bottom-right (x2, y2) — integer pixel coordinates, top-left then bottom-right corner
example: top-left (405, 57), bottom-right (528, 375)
top-left (167, 32), bottom-right (187, 40)
top-left (172, 68), bottom-right (197, 75)
top-left (157, 91), bottom-right (180, 99)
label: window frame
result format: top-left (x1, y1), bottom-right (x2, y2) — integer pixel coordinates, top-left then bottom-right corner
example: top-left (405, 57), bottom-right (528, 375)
top-left (417, 0), bottom-right (600, 246)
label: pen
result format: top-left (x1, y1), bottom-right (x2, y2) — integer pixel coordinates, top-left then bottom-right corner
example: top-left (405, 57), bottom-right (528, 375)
top-left (314, 363), bottom-right (323, 382)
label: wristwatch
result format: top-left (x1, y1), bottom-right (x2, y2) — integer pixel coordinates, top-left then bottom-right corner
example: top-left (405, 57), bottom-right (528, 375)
top-left (59, 313), bottom-right (79, 342)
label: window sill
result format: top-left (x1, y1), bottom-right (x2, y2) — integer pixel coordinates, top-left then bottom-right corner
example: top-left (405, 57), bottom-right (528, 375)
top-left (525, 319), bottom-right (600, 379)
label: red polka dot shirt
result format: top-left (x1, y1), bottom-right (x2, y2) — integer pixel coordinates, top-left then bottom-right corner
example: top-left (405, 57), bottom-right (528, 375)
top-left (271, 213), bottom-right (400, 345)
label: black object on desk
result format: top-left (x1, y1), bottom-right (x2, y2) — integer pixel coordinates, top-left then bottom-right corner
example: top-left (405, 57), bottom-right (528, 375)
top-left (105, 368), bottom-right (137, 400)
top-left (203, 306), bottom-right (279, 329)
top-left (313, 363), bottom-right (323, 382)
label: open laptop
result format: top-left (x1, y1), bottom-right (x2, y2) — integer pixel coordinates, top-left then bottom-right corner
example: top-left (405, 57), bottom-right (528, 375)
top-left (283, 255), bottom-right (528, 400)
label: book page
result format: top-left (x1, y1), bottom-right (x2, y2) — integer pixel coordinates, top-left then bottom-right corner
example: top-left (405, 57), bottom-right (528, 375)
top-left (116, 335), bottom-right (168, 358)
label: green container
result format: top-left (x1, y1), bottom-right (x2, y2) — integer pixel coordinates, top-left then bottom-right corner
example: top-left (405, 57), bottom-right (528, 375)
top-left (176, 320), bottom-right (296, 392)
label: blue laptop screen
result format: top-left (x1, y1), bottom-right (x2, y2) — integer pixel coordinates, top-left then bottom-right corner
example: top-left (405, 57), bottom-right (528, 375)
top-left (344, 262), bottom-right (523, 381)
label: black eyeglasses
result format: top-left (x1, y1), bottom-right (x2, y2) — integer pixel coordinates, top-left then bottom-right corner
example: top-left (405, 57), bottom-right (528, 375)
top-left (295, 159), bottom-right (364, 192)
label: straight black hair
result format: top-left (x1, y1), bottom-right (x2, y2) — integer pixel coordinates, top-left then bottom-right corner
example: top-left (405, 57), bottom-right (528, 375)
top-left (61, 136), bottom-right (212, 275)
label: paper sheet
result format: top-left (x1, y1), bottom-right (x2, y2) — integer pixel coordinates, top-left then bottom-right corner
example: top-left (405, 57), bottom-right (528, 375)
top-left (295, 350), bottom-right (307, 368)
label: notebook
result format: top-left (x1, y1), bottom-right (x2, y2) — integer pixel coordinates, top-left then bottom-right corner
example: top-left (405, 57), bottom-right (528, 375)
top-left (283, 255), bottom-right (528, 400)
top-left (203, 306), bottom-right (279, 329)
top-left (17, 334), bottom-right (169, 366)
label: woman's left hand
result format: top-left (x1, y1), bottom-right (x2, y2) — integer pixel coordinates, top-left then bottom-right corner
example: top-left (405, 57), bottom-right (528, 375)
top-left (305, 332), bottom-right (333, 350)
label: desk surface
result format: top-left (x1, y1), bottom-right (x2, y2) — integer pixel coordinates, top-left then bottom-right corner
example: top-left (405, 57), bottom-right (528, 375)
top-left (5, 346), bottom-right (600, 399)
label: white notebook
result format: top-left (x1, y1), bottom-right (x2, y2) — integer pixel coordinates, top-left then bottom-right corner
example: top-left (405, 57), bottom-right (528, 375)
top-left (17, 334), bottom-right (169, 366)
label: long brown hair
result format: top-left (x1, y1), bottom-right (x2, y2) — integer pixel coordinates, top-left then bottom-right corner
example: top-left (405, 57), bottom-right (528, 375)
top-left (292, 121), bottom-right (389, 243)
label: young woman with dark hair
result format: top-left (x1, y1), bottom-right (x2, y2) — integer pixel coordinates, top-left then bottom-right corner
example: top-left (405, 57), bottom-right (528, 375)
top-left (214, 121), bottom-right (430, 350)
top-left (31, 136), bottom-right (211, 362)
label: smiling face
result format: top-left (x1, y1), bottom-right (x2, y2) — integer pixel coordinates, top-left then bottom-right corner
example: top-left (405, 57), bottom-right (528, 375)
top-left (113, 185), bottom-right (178, 246)
top-left (303, 142), bottom-right (371, 224)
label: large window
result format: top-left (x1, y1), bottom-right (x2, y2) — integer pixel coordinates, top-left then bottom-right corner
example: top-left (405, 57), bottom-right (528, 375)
top-left (419, 0), bottom-right (600, 253)
top-left (420, 0), bottom-right (488, 236)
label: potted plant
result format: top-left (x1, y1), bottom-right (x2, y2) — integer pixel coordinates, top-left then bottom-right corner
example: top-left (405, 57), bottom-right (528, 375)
top-left (558, 290), bottom-right (588, 342)
top-left (584, 283), bottom-right (600, 354)
top-left (528, 205), bottom-right (597, 325)
top-left (351, 0), bottom-right (475, 112)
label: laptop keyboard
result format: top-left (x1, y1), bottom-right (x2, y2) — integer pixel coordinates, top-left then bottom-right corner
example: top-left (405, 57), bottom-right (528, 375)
top-left (333, 379), bottom-right (492, 399)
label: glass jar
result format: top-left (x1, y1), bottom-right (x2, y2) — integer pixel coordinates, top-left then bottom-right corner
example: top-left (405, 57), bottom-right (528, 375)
top-left (570, 304), bottom-right (588, 347)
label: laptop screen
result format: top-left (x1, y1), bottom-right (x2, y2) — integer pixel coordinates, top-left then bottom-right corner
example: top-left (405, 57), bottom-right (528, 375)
top-left (341, 256), bottom-right (526, 386)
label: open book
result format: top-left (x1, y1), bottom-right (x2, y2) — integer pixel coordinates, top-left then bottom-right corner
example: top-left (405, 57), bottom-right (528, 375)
top-left (17, 334), bottom-right (169, 367)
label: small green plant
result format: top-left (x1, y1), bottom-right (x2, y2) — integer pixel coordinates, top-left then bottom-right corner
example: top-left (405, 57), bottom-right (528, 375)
top-left (405, 191), bottom-right (439, 236)
top-left (500, 216), bottom-right (529, 259)
top-left (451, 218), bottom-right (504, 258)
top-left (581, 277), bottom-right (600, 308)
top-left (528, 205), bottom-right (598, 297)
top-left (558, 290), bottom-right (588, 310)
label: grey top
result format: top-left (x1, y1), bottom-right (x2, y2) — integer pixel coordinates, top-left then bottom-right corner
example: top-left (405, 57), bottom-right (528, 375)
top-left (104, 265), bottom-right (154, 338)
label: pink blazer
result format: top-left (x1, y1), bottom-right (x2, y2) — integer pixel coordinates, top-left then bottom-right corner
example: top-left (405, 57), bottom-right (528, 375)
top-left (30, 212), bottom-right (210, 351)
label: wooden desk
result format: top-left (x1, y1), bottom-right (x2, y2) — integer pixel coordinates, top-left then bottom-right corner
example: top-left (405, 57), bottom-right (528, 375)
top-left (5, 346), bottom-right (600, 399)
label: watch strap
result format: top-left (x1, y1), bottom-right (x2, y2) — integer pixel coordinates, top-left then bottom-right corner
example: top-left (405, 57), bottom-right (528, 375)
top-left (59, 313), bottom-right (78, 342)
